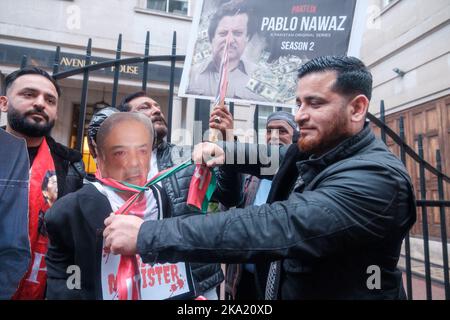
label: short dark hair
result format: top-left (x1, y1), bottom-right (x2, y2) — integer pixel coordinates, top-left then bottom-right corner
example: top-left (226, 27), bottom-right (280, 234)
top-left (297, 56), bottom-right (373, 101)
top-left (208, 0), bottom-right (256, 42)
top-left (5, 67), bottom-right (61, 97)
top-left (88, 107), bottom-right (119, 143)
top-left (118, 91), bottom-right (147, 112)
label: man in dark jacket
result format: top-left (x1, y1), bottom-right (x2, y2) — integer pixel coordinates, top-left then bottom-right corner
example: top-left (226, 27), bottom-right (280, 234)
top-left (0, 130), bottom-right (30, 299)
top-left (103, 56), bottom-right (416, 300)
top-left (45, 113), bottom-right (198, 299)
top-left (0, 67), bottom-right (85, 299)
top-left (118, 92), bottom-right (242, 298)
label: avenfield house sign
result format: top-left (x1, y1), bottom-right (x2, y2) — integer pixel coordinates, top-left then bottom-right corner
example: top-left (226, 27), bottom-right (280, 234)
top-left (0, 44), bottom-right (182, 84)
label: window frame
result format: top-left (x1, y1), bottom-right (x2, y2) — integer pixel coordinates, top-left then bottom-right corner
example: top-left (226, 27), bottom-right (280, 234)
top-left (145, 0), bottom-right (190, 17)
top-left (380, 0), bottom-right (401, 13)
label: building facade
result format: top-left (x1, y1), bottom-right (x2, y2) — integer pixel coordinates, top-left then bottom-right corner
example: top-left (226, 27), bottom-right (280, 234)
top-left (361, 0), bottom-right (450, 235)
top-left (361, 0), bottom-right (450, 276)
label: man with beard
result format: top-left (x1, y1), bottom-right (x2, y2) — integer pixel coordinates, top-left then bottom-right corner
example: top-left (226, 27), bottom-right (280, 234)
top-left (0, 67), bottom-right (85, 299)
top-left (118, 92), bottom-right (242, 299)
top-left (103, 56), bottom-right (417, 300)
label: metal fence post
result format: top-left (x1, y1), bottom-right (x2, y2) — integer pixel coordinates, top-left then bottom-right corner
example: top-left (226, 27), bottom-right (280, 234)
top-left (167, 31), bottom-right (177, 143)
top-left (142, 31), bottom-right (150, 92)
top-left (400, 116), bottom-right (413, 300)
top-left (437, 150), bottom-right (450, 299)
top-left (254, 105), bottom-right (259, 144)
top-left (75, 38), bottom-right (92, 152)
top-left (418, 134), bottom-right (433, 300)
top-left (20, 55), bottom-right (27, 69)
top-left (111, 34), bottom-right (122, 108)
top-left (52, 46), bottom-right (61, 76)
top-left (380, 100), bottom-right (386, 144)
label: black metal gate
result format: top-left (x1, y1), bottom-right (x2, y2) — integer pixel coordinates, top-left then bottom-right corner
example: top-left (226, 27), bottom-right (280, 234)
top-left (17, 32), bottom-right (450, 300)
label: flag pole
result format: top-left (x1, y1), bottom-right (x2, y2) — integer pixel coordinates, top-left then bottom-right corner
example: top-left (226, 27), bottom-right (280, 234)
top-left (209, 31), bottom-right (232, 142)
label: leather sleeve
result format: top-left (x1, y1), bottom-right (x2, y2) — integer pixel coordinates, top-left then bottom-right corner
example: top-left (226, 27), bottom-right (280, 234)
top-left (217, 141), bottom-right (290, 179)
top-left (137, 160), bottom-right (415, 265)
top-left (212, 166), bottom-right (244, 208)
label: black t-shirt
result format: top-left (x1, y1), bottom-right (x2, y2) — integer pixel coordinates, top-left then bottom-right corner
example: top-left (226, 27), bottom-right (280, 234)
top-left (28, 147), bottom-right (39, 168)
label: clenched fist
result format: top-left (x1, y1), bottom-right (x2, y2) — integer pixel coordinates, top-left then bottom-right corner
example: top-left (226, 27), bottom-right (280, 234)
top-left (192, 142), bottom-right (225, 168)
top-left (103, 213), bottom-right (144, 256)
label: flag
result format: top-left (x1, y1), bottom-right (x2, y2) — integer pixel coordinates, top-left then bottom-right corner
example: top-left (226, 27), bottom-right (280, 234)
top-left (213, 32), bottom-right (232, 108)
top-left (187, 164), bottom-right (217, 213)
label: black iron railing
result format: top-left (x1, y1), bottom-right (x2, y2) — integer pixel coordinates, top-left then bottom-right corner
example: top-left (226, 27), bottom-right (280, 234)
top-left (368, 109), bottom-right (450, 300)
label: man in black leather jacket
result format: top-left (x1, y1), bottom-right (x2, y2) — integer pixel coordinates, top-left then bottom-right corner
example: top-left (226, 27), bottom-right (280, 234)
top-left (118, 92), bottom-right (242, 298)
top-left (104, 56), bottom-right (416, 300)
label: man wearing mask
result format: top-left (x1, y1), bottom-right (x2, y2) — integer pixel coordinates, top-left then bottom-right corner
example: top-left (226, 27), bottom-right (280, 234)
top-left (45, 113), bottom-right (187, 299)
top-left (118, 92), bottom-right (242, 299)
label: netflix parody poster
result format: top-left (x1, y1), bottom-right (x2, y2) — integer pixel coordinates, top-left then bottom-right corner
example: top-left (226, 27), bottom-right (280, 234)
top-left (179, 0), bottom-right (368, 107)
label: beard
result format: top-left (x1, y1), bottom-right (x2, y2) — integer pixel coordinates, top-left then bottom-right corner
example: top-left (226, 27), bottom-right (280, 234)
top-left (7, 105), bottom-right (55, 137)
top-left (298, 110), bottom-right (351, 156)
top-left (152, 116), bottom-right (168, 142)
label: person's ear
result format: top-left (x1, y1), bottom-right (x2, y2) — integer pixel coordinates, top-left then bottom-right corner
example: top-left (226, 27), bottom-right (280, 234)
top-left (349, 94), bottom-right (369, 123)
top-left (0, 96), bottom-right (8, 112)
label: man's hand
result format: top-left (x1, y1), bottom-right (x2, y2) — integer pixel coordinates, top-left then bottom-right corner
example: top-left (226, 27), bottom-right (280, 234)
top-left (192, 142), bottom-right (225, 168)
top-left (103, 214), bottom-right (144, 256)
top-left (209, 105), bottom-right (234, 141)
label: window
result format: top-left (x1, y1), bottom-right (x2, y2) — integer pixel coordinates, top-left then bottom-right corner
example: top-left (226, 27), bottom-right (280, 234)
top-left (382, 0), bottom-right (397, 8)
top-left (147, 0), bottom-right (188, 16)
top-left (257, 106), bottom-right (296, 143)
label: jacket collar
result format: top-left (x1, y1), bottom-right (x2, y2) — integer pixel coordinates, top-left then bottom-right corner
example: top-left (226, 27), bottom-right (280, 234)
top-left (300, 122), bottom-right (372, 164)
top-left (1, 127), bottom-right (81, 163)
top-left (266, 144), bottom-right (307, 203)
top-left (45, 135), bottom-right (82, 163)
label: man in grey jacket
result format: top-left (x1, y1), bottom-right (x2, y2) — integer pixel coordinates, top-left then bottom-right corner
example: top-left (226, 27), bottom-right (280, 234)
top-left (104, 56), bottom-right (416, 300)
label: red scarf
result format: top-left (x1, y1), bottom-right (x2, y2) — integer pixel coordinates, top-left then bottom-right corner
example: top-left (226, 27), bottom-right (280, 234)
top-left (96, 171), bottom-right (150, 300)
top-left (13, 138), bottom-right (56, 300)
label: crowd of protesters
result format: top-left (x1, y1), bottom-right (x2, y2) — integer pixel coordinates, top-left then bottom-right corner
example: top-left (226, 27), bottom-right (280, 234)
top-left (0, 54), bottom-right (416, 300)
